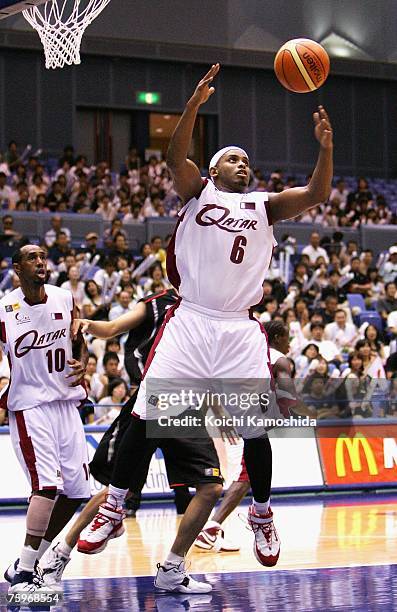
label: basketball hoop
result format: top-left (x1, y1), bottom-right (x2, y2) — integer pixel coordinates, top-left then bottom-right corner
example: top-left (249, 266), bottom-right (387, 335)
top-left (22, 0), bottom-right (111, 70)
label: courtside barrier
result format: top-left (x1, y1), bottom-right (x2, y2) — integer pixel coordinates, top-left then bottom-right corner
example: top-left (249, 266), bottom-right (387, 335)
top-left (1, 419), bottom-right (397, 503)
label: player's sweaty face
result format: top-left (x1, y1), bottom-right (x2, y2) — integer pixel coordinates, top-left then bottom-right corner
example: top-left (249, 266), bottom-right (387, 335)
top-left (19, 247), bottom-right (48, 284)
top-left (217, 152), bottom-right (250, 189)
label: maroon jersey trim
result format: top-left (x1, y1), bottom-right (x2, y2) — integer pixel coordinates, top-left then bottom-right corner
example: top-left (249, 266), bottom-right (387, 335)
top-left (264, 200), bottom-right (273, 226)
top-left (15, 411), bottom-right (39, 491)
top-left (249, 312), bottom-right (275, 390)
top-left (0, 354), bottom-right (11, 410)
top-left (166, 211), bottom-right (187, 290)
top-left (144, 290), bottom-right (168, 303)
top-left (130, 300), bottom-right (181, 416)
top-left (0, 321), bottom-right (6, 343)
top-left (236, 457), bottom-right (249, 483)
top-left (141, 298), bottom-right (181, 381)
top-left (195, 178), bottom-right (209, 200)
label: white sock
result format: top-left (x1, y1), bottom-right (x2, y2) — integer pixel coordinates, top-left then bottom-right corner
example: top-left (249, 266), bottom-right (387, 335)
top-left (206, 519), bottom-right (221, 529)
top-left (107, 485), bottom-right (128, 507)
top-left (253, 498), bottom-right (270, 515)
top-left (18, 545), bottom-right (38, 573)
top-left (36, 538), bottom-right (52, 561)
top-left (55, 540), bottom-right (73, 558)
top-left (164, 552), bottom-right (184, 566)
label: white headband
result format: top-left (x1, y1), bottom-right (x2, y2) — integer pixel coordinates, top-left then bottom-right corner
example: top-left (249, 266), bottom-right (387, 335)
top-left (209, 146), bottom-right (249, 170)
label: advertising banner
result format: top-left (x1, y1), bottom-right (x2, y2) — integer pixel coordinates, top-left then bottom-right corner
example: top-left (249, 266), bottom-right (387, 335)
top-left (0, 426), bottom-right (324, 502)
top-left (317, 425), bottom-right (397, 486)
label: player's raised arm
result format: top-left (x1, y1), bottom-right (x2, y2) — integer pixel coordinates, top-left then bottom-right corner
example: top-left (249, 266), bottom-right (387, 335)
top-left (72, 300), bottom-right (147, 339)
top-left (167, 63), bottom-right (220, 203)
top-left (267, 106), bottom-right (333, 223)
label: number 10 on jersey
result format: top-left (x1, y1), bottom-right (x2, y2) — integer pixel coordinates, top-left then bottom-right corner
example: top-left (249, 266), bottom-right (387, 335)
top-left (46, 348), bottom-right (66, 373)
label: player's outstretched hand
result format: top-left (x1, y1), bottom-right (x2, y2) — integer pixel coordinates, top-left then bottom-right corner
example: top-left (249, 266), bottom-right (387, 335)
top-left (219, 423), bottom-right (240, 446)
top-left (313, 106), bottom-right (333, 149)
top-left (71, 318), bottom-right (90, 339)
top-left (66, 358), bottom-right (86, 387)
top-left (188, 63), bottom-right (220, 108)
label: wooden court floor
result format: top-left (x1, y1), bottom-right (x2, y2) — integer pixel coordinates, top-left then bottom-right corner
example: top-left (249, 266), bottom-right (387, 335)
top-left (1, 494), bottom-right (396, 579)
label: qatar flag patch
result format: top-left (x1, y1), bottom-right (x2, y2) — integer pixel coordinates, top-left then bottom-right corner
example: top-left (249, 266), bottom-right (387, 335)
top-left (51, 313), bottom-right (63, 320)
top-left (240, 202), bottom-right (255, 210)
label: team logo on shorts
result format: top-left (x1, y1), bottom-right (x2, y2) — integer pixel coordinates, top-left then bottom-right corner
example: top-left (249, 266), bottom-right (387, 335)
top-left (148, 395), bottom-right (159, 407)
top-left (205, 468), bottom-right (220, 477)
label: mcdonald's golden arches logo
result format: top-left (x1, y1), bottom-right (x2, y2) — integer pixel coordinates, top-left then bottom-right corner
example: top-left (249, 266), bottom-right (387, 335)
top-left (335, 433), bottom-right (378, 477)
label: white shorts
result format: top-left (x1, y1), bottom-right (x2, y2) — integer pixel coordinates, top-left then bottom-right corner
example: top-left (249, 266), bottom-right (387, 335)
top-left (134, 300), bottom-right (278, 438)
top-left (8, 400), bottom-right (90, 499)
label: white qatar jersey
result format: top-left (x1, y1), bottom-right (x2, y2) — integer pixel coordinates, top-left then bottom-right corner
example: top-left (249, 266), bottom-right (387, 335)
top-left (167, 179), bottom-right (276, 311)
top-left (0, 285), bottom-right (86, 412)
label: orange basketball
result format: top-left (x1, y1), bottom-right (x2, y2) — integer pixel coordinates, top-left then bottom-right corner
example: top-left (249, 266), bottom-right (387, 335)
top-left (274, 38), bottom-right (330, 93)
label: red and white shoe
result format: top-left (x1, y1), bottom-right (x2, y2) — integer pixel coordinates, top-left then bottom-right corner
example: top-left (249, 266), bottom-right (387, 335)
top-left (77, 499), bottom-right (125, 555)
top-left (247, 505), bottom-right (280, 566)
top-left (194, 521), bottom-right (240, 552)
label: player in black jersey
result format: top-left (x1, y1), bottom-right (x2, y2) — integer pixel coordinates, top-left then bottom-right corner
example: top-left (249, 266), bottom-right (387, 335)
top-left (124, 289), bottom-right (179, 386)
top-left (10, 289), bottom-right (193, 590)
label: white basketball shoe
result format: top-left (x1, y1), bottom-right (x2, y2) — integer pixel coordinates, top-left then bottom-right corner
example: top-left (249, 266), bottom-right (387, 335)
top-left (247, 505), bottom-right (280, 566)
top-left (77, 498), bottom-right (125, 554)
top-left (40, 543), bottom-right (70, 592)
top-left (194, 520), bottom-right (240, 552)
top-left (154, 561), bottom-right (212, 593)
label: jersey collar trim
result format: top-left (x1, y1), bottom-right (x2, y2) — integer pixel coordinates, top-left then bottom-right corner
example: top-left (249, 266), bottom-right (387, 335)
top-left (23, 293), bottom-right (48, 306)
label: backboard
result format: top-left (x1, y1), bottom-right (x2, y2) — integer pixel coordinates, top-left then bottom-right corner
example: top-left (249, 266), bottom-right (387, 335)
top-left (0, 0), bottom-right (48, 20)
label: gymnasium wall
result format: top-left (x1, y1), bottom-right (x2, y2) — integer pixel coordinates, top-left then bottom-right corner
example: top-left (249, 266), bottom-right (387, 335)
top-left (2, 0), bottom-right (397, 62)
top-left (1, 48), bottom-right (397, 177)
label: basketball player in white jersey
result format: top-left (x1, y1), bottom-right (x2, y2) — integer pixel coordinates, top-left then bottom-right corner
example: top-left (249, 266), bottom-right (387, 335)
top-left (85, 62), bottom-right (333, 593)
top-left (195, 321), bottom-right (311, 555)
top-left (1, 245), bottom-right (90, 595)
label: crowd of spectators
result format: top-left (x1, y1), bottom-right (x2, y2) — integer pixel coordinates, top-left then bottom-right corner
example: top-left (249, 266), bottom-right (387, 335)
top-left (0, 141), bottom-right (396, 426)
top-left (0, 141), bottom-right (396, 226)
top-left (0, 142), bottom-right (180, 220)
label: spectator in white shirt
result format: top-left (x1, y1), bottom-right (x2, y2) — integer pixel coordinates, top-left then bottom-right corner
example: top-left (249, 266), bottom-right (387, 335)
top-left (324, 309), bottom-right (358, 351)
top-left (302, 232), bottom-right (330, 266)
top-left (382, 246), bottom-right (397, 284)
top-left (95, 195), bottom-right (118, 221)
top-left (309, 322), bottom-right (342, 363)
top-left (93, 258), bottom-right (119, 293)
top-left (387, 309), bottom-right (397, 336)
top-left (94, 378), bottom-right (129, 424)
top-left (89, 351), bottom-right (121, 401)
top-left (44, 215), bottom-right (71, 248)
top-left (95, 339), bottom-right (128, 383)
top-left (329, 178), bottom-right (349, 208)
top-left (109, 290), bottom-right (134, 321)
top-left (61, 265), bottom-right (85, 308)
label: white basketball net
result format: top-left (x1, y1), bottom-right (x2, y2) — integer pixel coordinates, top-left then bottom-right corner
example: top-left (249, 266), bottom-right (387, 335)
top-left (23, 0), bottom-right (111, 69)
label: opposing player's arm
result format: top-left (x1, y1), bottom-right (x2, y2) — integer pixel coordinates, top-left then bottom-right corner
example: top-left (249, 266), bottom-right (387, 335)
top-left (273, 357), bottom-right (315, 418)
top-left (72, 301), bottom-right (147, 339)
top-left (267, 106), bottom-right (333, 223)
top-left (167, 63), bottom-right (220, 203)
top-left (68, 303), bottom-right (89, 387)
